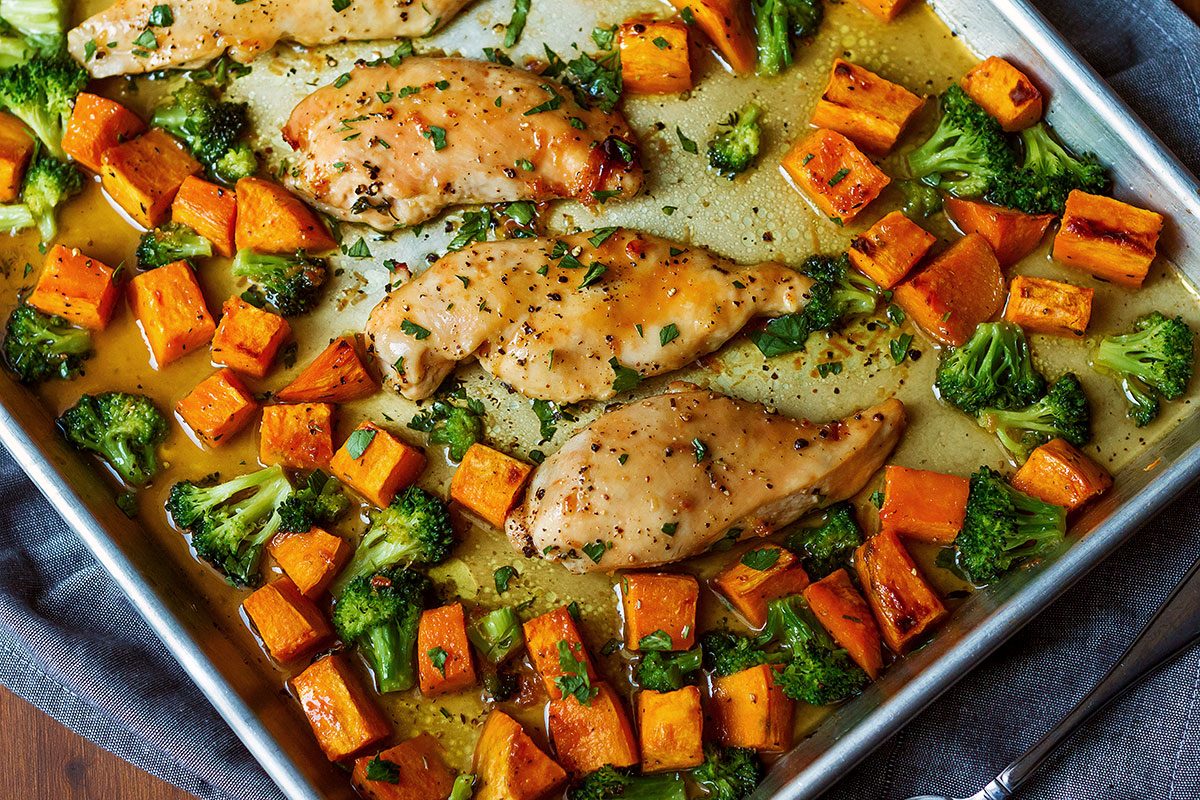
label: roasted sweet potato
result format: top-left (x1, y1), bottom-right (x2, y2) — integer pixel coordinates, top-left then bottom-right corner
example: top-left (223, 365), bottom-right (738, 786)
top-left (810, 59), bottom-right (925, 155)
top-left (242, 577), bottom-right (333, 663)
top-left (637, 686), bottom-right (704, 772)
top-left (781, 128), bottom-right (890, 224)
top-left (803, 568), bottom-right (884, 679)
top-left (351, 734), bottom-right (456, 800)
top-left (668, 0), bottom-right (756, 74)
top-left (854, 0), bottom-right (914, 22)
top-left (879, 465), bottom-right (969, 544)
top-left (1053, 191), bottom-right (1164, 288)
top-left (1012, 438), bottom-right (1113, 512)
top-left (330, 422), bottom-right (427, 508)
top-left (27, 245), bottom-right (120, 331)
top-left (848, 210), bottom-right (937, 288)
top-left (1004, 275), bottom-right (1094, 338)
top-left (549, 682), bottom-right (639, 775)
top-left (620, 572), bottom-right (699, 651)
top-left (259, 403), bottom-right (335, 469)
top-left (961, 56), bottom-right (1043, 132)
top-left (172, 175), bottom-right (238, 257)
top-left (709, 664), bottom-right (794, 752)
top-left (127, 260), bottom-right (216, 367)
top-left (292, 654), bottom-right (390, 761)
top-left (856, 528), bottom-right (947, 653)
top-left (101, 128), bottom-right (202, 228)
top-left (450, 443), bottom-right (534, 528)
top-left (275, 335), bottom-right (377, 403)
top-left (268, 526), bottom-right (351, 598)
top-left (619, 17), bottom-right (691, 95)
top-left (235, 176), bottom-right (336, 253)
top-left (211, 296), bottom-right (291, 379)
top-left (944, 197), bottom-right (1055, 266)
top-left (417, 602), bottom-right (477, 697)
top-left (176, 368), bottom-right (259, 448)
top-left (0, 112), bottom-right (35, 202)
top-left (894, 233), bottom-right (1005, 346)
top-left (523, 606), bottom-right (597, 699)
top-left (715, 544), bottom-right (810, 628)
top-left (61, 93), bottom-right (146, 174)
top-left (473, 711), bottom-right (567, 800)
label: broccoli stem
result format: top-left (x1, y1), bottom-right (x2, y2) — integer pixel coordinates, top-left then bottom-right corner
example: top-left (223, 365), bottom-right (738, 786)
top-left (365, 619), bottom-right (414, 693)
top-left (753, 0), bottom-right (792, 76)
top-left (0, 203), bottom-right (35, 233)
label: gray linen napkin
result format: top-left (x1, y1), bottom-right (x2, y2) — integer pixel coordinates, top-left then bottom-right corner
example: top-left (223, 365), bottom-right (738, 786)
top-left (0, 1), bottom-right (1197, 798)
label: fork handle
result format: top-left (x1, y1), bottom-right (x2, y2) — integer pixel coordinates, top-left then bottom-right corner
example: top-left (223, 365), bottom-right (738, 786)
top-left (979, 555), bottom-right (1200, 800)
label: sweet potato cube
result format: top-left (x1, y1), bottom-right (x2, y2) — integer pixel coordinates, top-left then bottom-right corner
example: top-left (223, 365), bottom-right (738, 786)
top-left (668, 0), bottom-right (755, 74)
top-left (473, 711), bottom-right (567, 800)
top-left (879, 465), bottom-right (969, 544)
top-left (243, 577), bottom-right (333, 662)
top-left (176, 368), bottom-right (259, 448)
top-left (638, 687), bottom-right (704, 772)
top-left (173, 176), bottom-right (238, 257)
top-left (549, 682), bottom-right (639, 775)
top-left (417, 602), bottom-right (477, 697)
top-left (1004, 275), bottom-right (1094, 338)
top-left (330, 422), bottom-right (427, 508)
top-left (523, 606), bottom-right (598, 699)
top-left (61, 93), bottom-right (146, 174)
top-left (856, 528), bottom-right (947, 653)
top-left (894, 233), bottom-right (1005, 346)
top-left (782, 128), bottom-right (890, 224)
top-left (803, 568), bottom-right (884, 679)
top-left (709, 664), bottom-right (794, 752)
top-left (619, 17), bottom-right (691, 95)
top-left (450, 443), bottom-right (534, 528)
top-left (810, 59), bottom-right (924, 155)
top-left (620, 572), bottom-right (698, 650)
top-left (210, 296), bottom-right (292, 379)
top-left (1053, 191), bottom-right (1164, 288)
top-left (1012, 438), bottom-right (1112, 512)
top-left (944, 197), bottom-right (1055, 266)
top-left (854, 0), bottom-right (914, 22)
top-left (259, 402), bottom-right (335, 469)
top-left (848, 211), bottom-right (937, 288)
top-left (351, 734), bottom-right (456, 800)
top-left (127, 260), bottom-right (216, 367)
top-left (27, 245), bottom-right (120, 330)
top-left (235, 177), bottom-right (336, 253)
top-left (0, 112), bottom-right (35, 202)
top-left (269, 527), bottom-right (351, 598)
top-left (276, 335), bottom-right (377, 403)
top-left (292, 654), bottom-right (390, 761)
top-left (101, 128), bottom-right (202, 228)
top-left (715, 544), bottom-right (810, 628)
top-left (961, 56), bottom-right (1044, 132)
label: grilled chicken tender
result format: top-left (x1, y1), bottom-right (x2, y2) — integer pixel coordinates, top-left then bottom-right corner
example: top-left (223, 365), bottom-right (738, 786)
top-left (283, 59), bottom-right (643, 229)
top-left (366, 229), bottom-right (810, 403)
top-left (68, 0), bottom-right (472, 78)
top-left (506, 389), bottom-right (907, 573)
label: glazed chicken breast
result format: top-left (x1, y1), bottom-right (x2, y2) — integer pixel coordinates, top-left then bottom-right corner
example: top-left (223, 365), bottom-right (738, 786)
top-left (366, 229), bottom-right (810, 403)
top-left (68, 0), bottom-right (472, 78)
top-left (283, 58), bottom-right (643, 229)
top-left (506, 388), bottom-right (907, 573)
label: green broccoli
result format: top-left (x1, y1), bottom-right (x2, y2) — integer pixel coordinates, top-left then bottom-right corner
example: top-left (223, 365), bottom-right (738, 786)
top-left (691, 745), bottom-right (763, 800)
top-left (701, 631), bottom-right (780, 677)
top-left (0, 153), bottom-right (83, 242)
top-left (978, 372), bottom-right (1090, 462)
top-left (277, 470), bottom-right (349, 533)
top-left (897, 179), bottom-right (943, 219)
top-left (751, 0), bottom-right (823, 76)
top-left (58, 392), bottom-right (167, 486)
top-left (1093, 311), bottom-right (1195, 427)
top-left (407, 389), bottom-right (485, 462)
top-left (0, 53), bottom-right (87, 158)
top-left (785, 502), bottom-right (862, 578)
top-left (0, 19), bottom-right (34, 68)
top-left (448, 775), bottom-right (476, 800)
top-left (0, 0), bottom-right (66, 52)
top-left (635, 648), bottom-right (703, 692)
top-left (987, 122), bottom-right (1108, 215)
top-left (707, 103), bottom-right (763, 179)
top-left (467, 607), bottom-right (526, 664)
top-left (136, 222), bottom-right (213, 269)
top-left (907, 85), bottom-right (1016, 199)
top-left (956, 466), bottom-right (1066, 584)
top-left (333, 486), bottom-right (455, 593)
top-left (231, 249), bottom-right (329, 317)
top-left (332, 567), bottom-right (430, 693)
top-left (3, 303), bottom-right (91, 383)
top-left (152, 81), bottom-right (258, 183)
top-left (934, 321), bottom-right (1045, 415)
top-left (166, 465), bottom-right (294, 586)
top-left (761, 595), bottom-right (866, 705)
top-left (567, 766), bottom-right (686, 800)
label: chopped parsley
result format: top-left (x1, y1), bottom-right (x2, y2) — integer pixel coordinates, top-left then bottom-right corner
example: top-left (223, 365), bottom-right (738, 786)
top-left (659, 323), bottom-right (680, 346)
top-left (676, 127), bottom-right (698, 154)
top-left (421, 125), bottom-right (447, 150)
top-left (365, 756), bottom-right (400, 783)
top-left (579, 262), bottom-right (607, 288)
top-left (401, 319), bottom-right (431, 339)
top-left (494, 565), bottom-right (518, 594)
top-left (741, 547), bottom-right (781, 571)
top-left (504, 0), bottom-right (531, 48)
top-left (638, 630), bottom-right (673, 651)
top-left (890, 333), bottom-right (914, 364)
top-left (609, 358), bottom-right (641, 393)
top-left (344, 427), bottom-right (377, 459)
top-left (427, 646), bottom-right (448, 675)
top-left (554, 640), bottom-right (598, 705)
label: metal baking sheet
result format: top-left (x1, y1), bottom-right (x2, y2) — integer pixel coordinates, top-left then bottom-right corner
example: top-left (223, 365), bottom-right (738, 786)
top-left (1, 1), bottom-right (1198, 799)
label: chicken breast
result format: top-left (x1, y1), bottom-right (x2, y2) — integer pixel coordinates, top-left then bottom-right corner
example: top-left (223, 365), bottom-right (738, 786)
top-left (283, 58), bottom-right (643, 229)
top-left (68, 0), bottom-right (472, 78)
top-left (365, 229), bottom-right (809, 403)
top-left (506, 389), bottom-right (907, 573)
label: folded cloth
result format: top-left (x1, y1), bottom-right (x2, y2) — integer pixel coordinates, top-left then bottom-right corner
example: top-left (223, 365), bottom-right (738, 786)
top-left (0, 1), bottom-right (1197, 799)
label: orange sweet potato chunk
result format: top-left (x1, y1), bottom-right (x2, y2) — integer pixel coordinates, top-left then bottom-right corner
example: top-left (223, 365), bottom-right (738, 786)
top-left (619, 17), bottom-right (691, 95)
top-left (781, 128), bottom-right (890, 224)
top-left (523, 606), bottom-right (597, 699)
top-left (450, 443), bottom-right (534, 528)
top-left (259, 403), bottom-right (335, 469)
top-left (242, 577), bottom-right (333, 663)
top-left (944, 197), bottom-right (1055, 266)
top-left (176, 368), bottom-right (259, 448)
top-left (1004, 275), bottom-right (1094, 338)
top-left (269, 527), bottom-right (351, 598)
top-left (27, 245), bottom-right (120, 330)
top-left (894, 233), bottom-right (1005, 346)
top-left (620, 572), bottom-right (699, 651)
top-left (638, 686), bottom-right (704, 772)
top-left (417, 602), bottom-right (477, 697)
top-left (668, 0), bottom-right (756, 74)
top-left (61, 93), bottom-right (146, 174)
top-left (173, 176), bottom-right (238, 257)
top-left (709, 664), bottom-right (794, 752)
top-left (1012, 438), bottom-right (1113, 512)
top-left (848, 211), bottom-right (937, 288)
top-left (1053, 191), bottom-right (1164, 288)
top-left (879, 465), bottom-right (969, 544)
top-left (0, 112), bottom-right (35, 203)
top-left (330, 422), bottom-right (427, 508)
top-left (127, 260), bottom-right (216, 367)
top-left (351, 734), bottom-right (457, 800)
top-left (803, 568), bottom-right (884, 679)
top-left (101, 128), bottom-right (202, 228)
top-left (292, 654), bottom-right (390, 761)
top-left (715, 544), bottom-right (810, 628)
top-left (810, 59), bottom-right (925, 155)
top-left (961, 56), bottom-right (1044, 132)
top-left (854, 0), bottom-right (914, 22)
top-left (210, 296), bottom-right (292, 379)
top-left (275, 335), bottom-right (378, 403)
top-left (235, 177), bottom-right (336, 253)
top-left (549, 682), bottom-right (639, 775)
top-left (473, 711), bottom-right (567, 800)
top-left (856, 528), bottom-right (947, 653)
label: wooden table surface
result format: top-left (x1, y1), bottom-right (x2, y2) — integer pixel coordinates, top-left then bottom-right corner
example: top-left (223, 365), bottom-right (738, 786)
top-left (4, 3), bottom-right (1198, 799)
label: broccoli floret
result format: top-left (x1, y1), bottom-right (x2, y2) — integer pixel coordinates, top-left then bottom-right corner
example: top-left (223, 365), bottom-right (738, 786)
top-left (978, 372), bottom-right (1090, 462)
top-left (0, 153), bottom-right (83, 242)
top-left (408, 395), bottom-right (485, 462)
top-left (1093, 311), bottom-right (1195, 428)
top-left (3, 303), bottom-right (91, 383)
top-left (956, 467), bottom-right (1066, 584)
top-left (751, 0), bottom-right (823, 76)
top-left (701, 631), bottom-right (779, 677)
top-left (567, 766), bottom-right (687, 800)
top-left (762, 595), bottom-right (866, 705)
top-left (166, 465), bottom-right (294, 586)
top-left (0, 0), bottom-right (66, 52)
top-left (987, 122), bottom-right (1108, 215)
top-left (0, 53), bottom-right (87, 158)
top-left (231, 249), bottom-right (329, 316)
top-left (785, 502), bottom-right (862, 578)
top-left (707, 103), bottom-right (763, 179)
top-left (332, 567), bottom-right (430, 693)
top-left (136, 221), bottom-right (213, 269)
top-left (907, 85), bottom-right (1016, 199)
top-left (935, 321), bottom-right (1045, 415)
top-left (333, 486), bottom-right (455, 593)
top-left (58, 392), bottom-right (166, 486)
top-left (277, 470), bottom-right (349, 533)
top-left (152, 81), bottom-right (258, 183)
top-left (467, 606), bottom-right (526, 663)
top-left (897, 179), bottom-right (943, 219)
top-left (635, 648), bottom-right (703, 693)
top-left (691, 745), bottom-right (763, 800)
top-left (0, 19), bottom-right (34, 68)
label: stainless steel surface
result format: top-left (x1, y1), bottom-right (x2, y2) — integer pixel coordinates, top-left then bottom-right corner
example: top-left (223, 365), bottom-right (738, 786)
top-left (0, 2), bottom-right (1197, 800)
